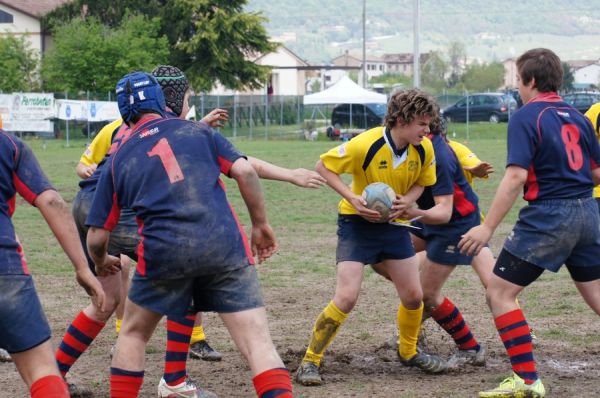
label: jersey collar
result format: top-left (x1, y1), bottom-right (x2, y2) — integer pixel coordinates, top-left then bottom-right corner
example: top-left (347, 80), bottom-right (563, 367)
top-left (528, 92), bottom-right (562, 104)
top-left (383, 126), bottom-right (409, 167)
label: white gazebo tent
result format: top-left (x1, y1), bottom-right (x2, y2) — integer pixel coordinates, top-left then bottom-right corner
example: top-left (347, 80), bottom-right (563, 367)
top-left (303, 76), bottom-right (387, 129)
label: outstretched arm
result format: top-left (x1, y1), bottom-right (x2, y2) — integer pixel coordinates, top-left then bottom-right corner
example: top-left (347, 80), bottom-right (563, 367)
top-left (34, 190), bottom-right (106, 310)
top-left (459, 165), bottom-right (527, 255)
top-left (229, 158), bottom-right (277, 263)
top-left (248, 156), bottom-right (326, 189)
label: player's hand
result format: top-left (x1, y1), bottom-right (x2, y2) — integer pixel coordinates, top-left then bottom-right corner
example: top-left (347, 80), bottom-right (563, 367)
top-left (82, 163), bottom-right (97, 179)
top-left (349, 194), bottom-right (382, 223)
top-left (75, 268), bottom-right (106, 312)
top-left (458, 224), bottom-right (493, 256)
top-left (395, 206), bottom-right (420, 221)
top-left (391, 195), bottom-right (413, 214)
top-left (290, 168), bottom-right (327, 189)
top-left (201, 108), bottom-right (229, 128)
top-left (464, 162), bottom-right (494, 178)
top-left (94, 254), bottom-right (121, 277)
top-left (251, 223), bottom-right (278, 263)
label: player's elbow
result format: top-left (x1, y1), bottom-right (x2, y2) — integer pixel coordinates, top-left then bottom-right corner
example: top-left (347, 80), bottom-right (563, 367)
top-left (230, 158), bottom-right (259, 182)
top-left (34, 189), bottom-right (67, 212)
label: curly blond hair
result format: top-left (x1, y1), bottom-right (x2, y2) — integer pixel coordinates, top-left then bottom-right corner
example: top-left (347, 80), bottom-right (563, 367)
top-left (384, 89), bottom-right (439, 132)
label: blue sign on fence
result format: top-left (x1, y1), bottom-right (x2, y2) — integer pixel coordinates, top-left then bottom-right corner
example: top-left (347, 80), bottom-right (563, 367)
top-left (65, 105), bottom-right (71, 118)
top-left (90, 103), bottom-right (96, 118)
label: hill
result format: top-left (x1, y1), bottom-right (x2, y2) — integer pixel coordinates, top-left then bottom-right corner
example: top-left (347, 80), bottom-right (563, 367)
top-left (246, 0), bottom-right (600, 63)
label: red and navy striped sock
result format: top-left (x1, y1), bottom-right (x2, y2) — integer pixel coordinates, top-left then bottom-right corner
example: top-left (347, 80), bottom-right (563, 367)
top-left (30, 375), bottom-right (69, 398)
top-left (163, 314), bottom-right (195, 386)
top-left (430, 297), bottom-right (480, 351)
top-left (56, 311), bottom-right (105, 377)
top-left (111, 367), bottom-right (144, 398)
top-left (495, 309), bottom-right (538, 384)
top-left (252, 368), bottom-right (293, 398)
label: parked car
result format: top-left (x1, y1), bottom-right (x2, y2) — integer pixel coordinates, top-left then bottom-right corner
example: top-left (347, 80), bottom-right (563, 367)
top-left (562, 92), bottom-right (600, 114)
top-left (441, 93), bottom-right (518, 123)
top-left (331, 103), bottom-right (386, 130)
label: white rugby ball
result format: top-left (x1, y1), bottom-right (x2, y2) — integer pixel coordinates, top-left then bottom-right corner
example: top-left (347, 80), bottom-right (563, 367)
top-left (361, 182), bottom-right (396, 223)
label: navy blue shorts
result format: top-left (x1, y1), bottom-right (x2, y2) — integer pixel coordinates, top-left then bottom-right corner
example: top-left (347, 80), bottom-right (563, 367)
top-left (411, 211), bottom-right (480, 266)
top-left (73, 190), bottom-right (140, 274)
top-left (0, 275), bottom-right (51, 353)
top-left (128, 265), bottom-right (264, 318)
top-left (336, 215), bottom-right (415, 265)
top-left (503, 198), bottom-right (600, 272)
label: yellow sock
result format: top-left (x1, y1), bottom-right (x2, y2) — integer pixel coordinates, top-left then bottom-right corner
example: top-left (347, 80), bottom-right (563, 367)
top-left (190, 325), bottom-right (206, 345)
top-left (115, 318), bottom-right (122, 334)
top-left (397, 302), bottom-right (424, 360)
top-left (303, 301), bottom-right (349, 366)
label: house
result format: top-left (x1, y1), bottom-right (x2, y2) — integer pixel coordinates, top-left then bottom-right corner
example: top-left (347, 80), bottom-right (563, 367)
top-left (383, 52), bottom-right (430, 77)
top-left (568, 60), bottom-right (600, 88)
top-left (328, 50), bottom-right (386, 88)
top-left (502, 58), bottom-right (517, 89)
top-left (0, 0), bottom-right (72, 55)
top-left (209, 44), bottom-right (311, 96)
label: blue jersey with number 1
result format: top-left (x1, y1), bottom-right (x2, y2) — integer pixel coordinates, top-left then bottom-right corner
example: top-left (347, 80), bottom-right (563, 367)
top-left (507, 92), bottom-right (600, 201)
top-left (86, 117), bottom-right (253, 279)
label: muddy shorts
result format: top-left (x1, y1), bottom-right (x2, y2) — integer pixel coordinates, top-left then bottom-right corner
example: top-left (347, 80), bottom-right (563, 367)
top-left (0, 275), bottom-right (51, 353)
top-left (411, 210), bottom-right (480, 266)
top-left (336, 214), bottom-right (415, 265)
top-left (503, 197), bottom-right (600, 272)
top-left (128, 264), bottom-right (264, 318)
top-left (73, 190), bottom-right (139, 274)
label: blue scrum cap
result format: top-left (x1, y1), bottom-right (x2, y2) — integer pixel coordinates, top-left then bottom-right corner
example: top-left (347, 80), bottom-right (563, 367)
top-left (115, 71), bottom-right (166, 122)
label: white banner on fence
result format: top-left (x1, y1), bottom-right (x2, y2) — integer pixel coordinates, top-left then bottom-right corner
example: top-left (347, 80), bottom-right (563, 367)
top-left (87, 101), bottom-right (120, 122)
top-left (55, 100), bottom-right (120, 121)
top-left (11, 93), bottom-right (55, 120)
top-left (3, 120), bottom-right (54, 133)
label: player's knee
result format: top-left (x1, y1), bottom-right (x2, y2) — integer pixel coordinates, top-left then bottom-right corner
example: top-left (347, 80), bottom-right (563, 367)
top-left (402, 289), bottom-right (423, 309)
top-left (334, 292), bottom-right (358, 313)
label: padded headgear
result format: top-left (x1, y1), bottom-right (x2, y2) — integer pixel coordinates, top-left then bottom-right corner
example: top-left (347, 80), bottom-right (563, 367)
top-left (116, 71), bottom-right (166, 122)
top-left (151, 65), bottom-right (190, 117)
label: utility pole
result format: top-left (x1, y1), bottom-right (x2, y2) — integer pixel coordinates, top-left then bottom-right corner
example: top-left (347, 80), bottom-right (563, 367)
top-left (413, 0), bottom-right (420, 88)
top-left (362, 0), bottom-right (366, 88)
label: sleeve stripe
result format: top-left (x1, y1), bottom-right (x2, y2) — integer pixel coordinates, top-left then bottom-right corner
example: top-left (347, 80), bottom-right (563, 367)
top-left (13, 172), bottom-right (38, 205)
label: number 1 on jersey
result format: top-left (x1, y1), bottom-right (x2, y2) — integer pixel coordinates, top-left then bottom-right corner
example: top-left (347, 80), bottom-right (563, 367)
top-left (147, 138), bottom-right (185, 183)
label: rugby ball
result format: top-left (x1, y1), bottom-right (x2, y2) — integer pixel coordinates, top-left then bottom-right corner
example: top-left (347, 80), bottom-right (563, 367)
top-left (361, 182), bottom-right (396, 222)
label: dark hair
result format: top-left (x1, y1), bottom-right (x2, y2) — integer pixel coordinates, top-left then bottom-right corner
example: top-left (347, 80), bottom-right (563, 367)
top-left (385, 89), bottom-right (439, 132)
top-left (516, 48), bottom-right (563, 93)
top-left (429, 115), bottom-right (446, 136)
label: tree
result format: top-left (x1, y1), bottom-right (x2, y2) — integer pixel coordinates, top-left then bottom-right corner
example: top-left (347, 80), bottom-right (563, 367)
top-left (45, 0), bottom-right (277, 92)
top-left (0, 35), bottom-right (39, 92)
top-left (447, 41), bottom-right (467, 88)
top-left (561, 62), bottom-right (575, 92)
top-left (420, 51), bottom-right (448, 92)
top-left (462, 61), bottom-right (504, 92)
top-left (41, 14), bottom-right (169, 92)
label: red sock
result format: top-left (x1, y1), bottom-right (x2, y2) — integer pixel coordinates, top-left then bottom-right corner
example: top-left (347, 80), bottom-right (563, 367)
top-left (430, 297), bottom-right (480, 351)
top-left (164, 314), bottom-right (195, 386)
top-left (253, 368), bottom-right (293, 398)
top-left (30, 375), bottom-right (69, 398)
top-left (111, 367), bottom-right (144, 398)
top-left (495, 309), bottom-right (538, 384)
top-left (56, 311), bottom-right (105, 377)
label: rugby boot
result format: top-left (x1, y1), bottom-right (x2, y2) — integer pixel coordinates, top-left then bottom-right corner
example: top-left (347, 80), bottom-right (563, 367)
top-left (447, 344), bottom-right (487, 369)
top-left (479, 373), bottom-right (545, 398)
top-left (158, 376), bottom-right (218, 398)
top-left (399, 350), bottom-right (447, 374)
top-left (0, 348), bottom-right (12, 362)
top-left (67, 382), bottom-right (94, 398)
top-left (189, 340), bottom-right (222, 362)
top-left (295, 361), bottom-right (323, 386)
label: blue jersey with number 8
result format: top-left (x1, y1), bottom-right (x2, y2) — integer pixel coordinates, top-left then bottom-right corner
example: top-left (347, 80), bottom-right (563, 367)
top-left (506, 93), bottom-right (600, 201)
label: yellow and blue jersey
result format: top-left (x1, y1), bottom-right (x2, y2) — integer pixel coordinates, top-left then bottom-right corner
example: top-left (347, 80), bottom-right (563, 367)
top-left (320, 126), bottom-right (436, 215)
top-left (79, 118), bottom-right (124, 166)
top-left (584, 102), bottom-right (600, 198)
top-left (448, 140), bottom-right (486, 187)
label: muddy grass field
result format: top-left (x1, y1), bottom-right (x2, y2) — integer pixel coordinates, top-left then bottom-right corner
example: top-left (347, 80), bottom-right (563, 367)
top-left (1, 138), bottom-right (599, 397)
